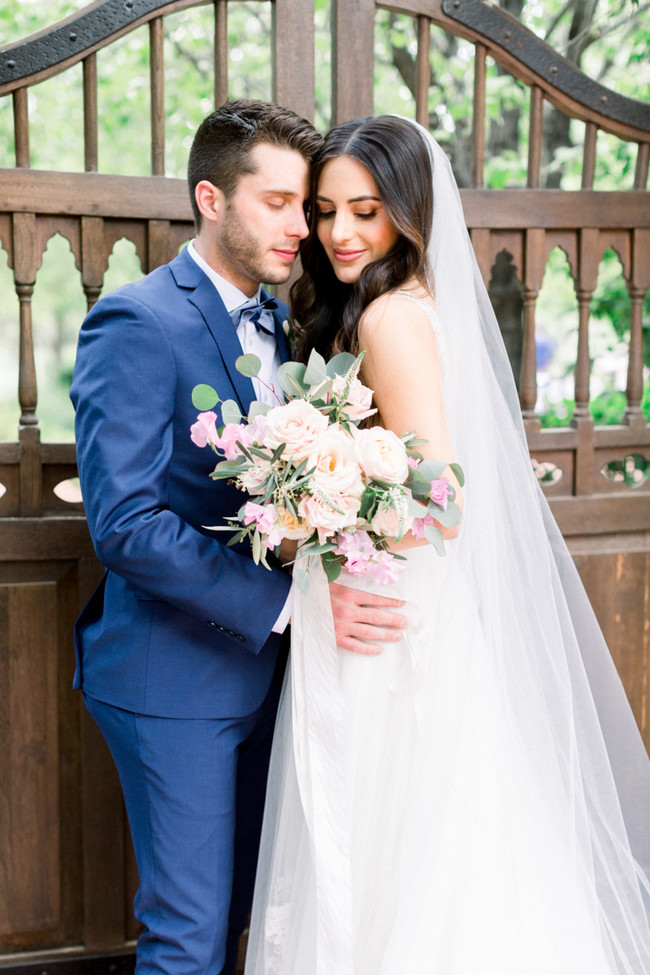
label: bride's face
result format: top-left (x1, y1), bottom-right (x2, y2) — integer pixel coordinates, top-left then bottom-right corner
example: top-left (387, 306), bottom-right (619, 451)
top-left (315, 155), bottom-right (399, 284)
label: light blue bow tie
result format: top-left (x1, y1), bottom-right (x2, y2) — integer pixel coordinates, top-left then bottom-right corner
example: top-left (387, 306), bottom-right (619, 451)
top-left (230, 297), bottom-right (277, 334)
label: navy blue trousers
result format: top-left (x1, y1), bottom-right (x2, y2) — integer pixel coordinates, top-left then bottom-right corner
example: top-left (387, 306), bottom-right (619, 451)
top-left (84, 652), bottom-right (285, 975)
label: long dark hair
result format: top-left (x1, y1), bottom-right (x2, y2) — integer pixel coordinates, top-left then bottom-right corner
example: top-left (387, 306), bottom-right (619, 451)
top-left (290, 116), bottom-right (433, 361)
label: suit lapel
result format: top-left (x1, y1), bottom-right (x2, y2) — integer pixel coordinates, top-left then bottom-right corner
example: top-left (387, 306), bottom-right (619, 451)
top-left (171, 250), bottom-right (256, 414)
top-left (170, 249), bottom-right (292, 412)
top-left (263, 289), bottom-right (290, 364)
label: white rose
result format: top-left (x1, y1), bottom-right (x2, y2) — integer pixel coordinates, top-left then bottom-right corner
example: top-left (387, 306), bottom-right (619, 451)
top-left (356, 427), bottom-right (409, 484)
top-left (264, 399), bottom-right (328, 461)
top-left (307, 427), bottom-right (364, 497)
top-left (298, 490), bottom-right (360, 541)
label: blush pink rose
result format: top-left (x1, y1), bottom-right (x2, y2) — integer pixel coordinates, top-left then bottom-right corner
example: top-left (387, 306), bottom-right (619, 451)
top-left (307, 427), bottom-right (363, 497)
top-left (331, 374), bottom-right (377, 422)
top-left (264, 399), bottom-right (329, 461)
top-left (370, 503), bottom-right (413, 539)
top-left (298, 490), bottom-right (360, 543)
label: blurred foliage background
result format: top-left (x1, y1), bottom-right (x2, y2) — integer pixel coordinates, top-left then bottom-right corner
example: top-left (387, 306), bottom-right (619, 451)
top-left (0, 0), bottom-right (649, 441)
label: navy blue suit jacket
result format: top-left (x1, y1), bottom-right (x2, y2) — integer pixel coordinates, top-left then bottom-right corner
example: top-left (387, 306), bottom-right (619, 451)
top-left (70, 247), bottom-right (292, 719)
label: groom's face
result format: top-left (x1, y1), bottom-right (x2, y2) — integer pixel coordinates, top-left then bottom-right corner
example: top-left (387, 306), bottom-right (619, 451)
top-left (213, 142), bottom-right (310, 296)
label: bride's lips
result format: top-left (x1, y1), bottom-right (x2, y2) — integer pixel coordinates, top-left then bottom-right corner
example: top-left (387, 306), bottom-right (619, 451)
top-left (333, 248), bottom-right (366, 263)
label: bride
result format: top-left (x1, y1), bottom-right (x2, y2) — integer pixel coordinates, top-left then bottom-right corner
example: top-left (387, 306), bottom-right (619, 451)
top-left (244, 115), bottom-right (650, 974)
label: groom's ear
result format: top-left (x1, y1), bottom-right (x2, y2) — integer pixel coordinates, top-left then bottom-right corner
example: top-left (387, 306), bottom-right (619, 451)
top-left (194, 180), bottom-right (226, 226)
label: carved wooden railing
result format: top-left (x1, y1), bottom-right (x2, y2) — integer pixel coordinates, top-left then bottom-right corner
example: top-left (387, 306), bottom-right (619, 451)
top-left (0, 0), bottom-right (648, 968)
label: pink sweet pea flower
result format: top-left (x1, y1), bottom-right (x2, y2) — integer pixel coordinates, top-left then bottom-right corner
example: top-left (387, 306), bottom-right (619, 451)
top-left (216, 423), bottom-right (252, 461)
top-left (334, 530), bottom-right (405, 584)
top-left (429, 477), bottom-right (452, 509)
top-left (410, 513), bottom-right (436, 541)
top-left (190, 411), bottom-right (219, 448)
top-left (243, 501), bottom-right (284, 549)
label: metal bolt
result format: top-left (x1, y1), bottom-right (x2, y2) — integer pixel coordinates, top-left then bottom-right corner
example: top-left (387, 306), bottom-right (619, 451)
top-left (550, 66), bottom-right (558, 76)
top-left (600, 94), bottom-right (608, 104)
top-left (7, 59), bottom-right (16, 68)
top-left (453, 1), bottom-right (460, 8)
top-left (69, 31), bottom-right (78, 41)
top-left (504, 29), bottom-right (512, 40)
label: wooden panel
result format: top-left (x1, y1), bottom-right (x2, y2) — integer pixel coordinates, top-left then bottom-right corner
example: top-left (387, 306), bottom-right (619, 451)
top-left (0, 582), bottom-right (59, 935)
top-left (569, 539), bottom-right (649, 751)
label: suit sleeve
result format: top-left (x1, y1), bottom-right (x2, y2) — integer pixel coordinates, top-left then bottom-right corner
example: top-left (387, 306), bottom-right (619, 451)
top-left (70, 292), bottom-right (291, 655)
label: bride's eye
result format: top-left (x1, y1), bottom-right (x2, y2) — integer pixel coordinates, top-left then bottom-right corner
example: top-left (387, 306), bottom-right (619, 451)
top-left (355, 211), bottom-right (378, 220)
top-left (317, 209), bottom-right (334, 220)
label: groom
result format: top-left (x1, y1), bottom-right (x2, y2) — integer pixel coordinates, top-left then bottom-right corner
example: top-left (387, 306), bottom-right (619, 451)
top-left (70, 99), bottom-right (407, 975)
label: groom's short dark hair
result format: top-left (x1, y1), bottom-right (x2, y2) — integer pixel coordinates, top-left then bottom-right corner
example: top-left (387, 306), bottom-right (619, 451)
top-left (188, 98), bottom-right (321, 230)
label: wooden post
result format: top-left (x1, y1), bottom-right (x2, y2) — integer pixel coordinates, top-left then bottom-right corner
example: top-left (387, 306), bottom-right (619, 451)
top-left (332, 0), bottom-right (374, 124)
top-left (472, 42), bottom-right (486, 188)
top-left (415, 17), bottom-right (431, 130)
top-left (273, 0), bottom-right (315, 121)
top-left (150, 18), bottom-right (165, 176)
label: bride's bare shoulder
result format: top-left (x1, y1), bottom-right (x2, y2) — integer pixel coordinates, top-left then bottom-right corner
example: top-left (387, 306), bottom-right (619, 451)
top-left (359, 284), bottom-right (438, 350)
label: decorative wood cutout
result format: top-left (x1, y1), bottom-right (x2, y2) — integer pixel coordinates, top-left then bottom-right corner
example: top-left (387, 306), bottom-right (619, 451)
top-left (600, 453), bottom-right (648, 488)
top-left (531, 457), bottom-right (563, 486)
top-left (52, 477), bottom-right (82, 503)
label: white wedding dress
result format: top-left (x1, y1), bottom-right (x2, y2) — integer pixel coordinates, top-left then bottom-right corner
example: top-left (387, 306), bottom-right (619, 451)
top-left (245, 122), bottom-right (650, 975)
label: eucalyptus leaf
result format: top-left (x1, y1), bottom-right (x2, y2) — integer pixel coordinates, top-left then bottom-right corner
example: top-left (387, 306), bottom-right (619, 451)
top-left (221, 399), bottom-right (242, 424)
top-left (321, 554), bottom-right (343, 583)
top-left (304, 348), bottom-right (328, 386)
top-left (303, 540), bottom-right (338, 555)
top-left (277, 361), bottom-right (307, 396)
top-left (450, 462), bottom-right (465, 487)
top-left (326, 352), bottom-right (356, 379)
top-left (417, 458), bottom-right (447, 481)
top-left (309, 378), bottom-right (334, 402)
top-left (192, 384), bottom-right (219, 411)
top-left (248, 400), bottom-right (271, 420)
top-left (424, 523), bottom-right (446, 556)
top-left (293, 568), bottom-right (310, 595)
top-left (236, 353), bottom-right (262, 378)
top-left (406, 466), bottom-right (433, 497)
top-left (427, 501), bottom-right (461, 528)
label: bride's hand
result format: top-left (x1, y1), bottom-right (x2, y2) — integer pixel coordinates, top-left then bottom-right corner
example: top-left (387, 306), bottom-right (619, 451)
top-left (329, 582), bottom-right (407, 655)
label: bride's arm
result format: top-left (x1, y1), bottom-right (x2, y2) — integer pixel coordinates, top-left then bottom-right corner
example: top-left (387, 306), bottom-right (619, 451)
top-left (359, 291), bottom-right (463, 546)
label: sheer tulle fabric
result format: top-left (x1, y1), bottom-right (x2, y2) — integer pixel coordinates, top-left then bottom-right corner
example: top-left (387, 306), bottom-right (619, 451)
top-left (245, 121), bottom-right (650, 975)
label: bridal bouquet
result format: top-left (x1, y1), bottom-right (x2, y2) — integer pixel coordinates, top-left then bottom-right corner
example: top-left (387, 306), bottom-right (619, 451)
top-left (190, 350), bottom-right (463, 592)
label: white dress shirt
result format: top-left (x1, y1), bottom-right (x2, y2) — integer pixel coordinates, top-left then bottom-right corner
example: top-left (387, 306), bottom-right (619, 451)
top-left (187, 240), bottom-right (292, 633)
top-left (187, 240), bottom-right (282, 406)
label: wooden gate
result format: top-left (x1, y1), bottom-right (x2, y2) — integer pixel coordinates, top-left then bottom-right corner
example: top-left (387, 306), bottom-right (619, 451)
top-left (0, 0), bottom-right (648, 969)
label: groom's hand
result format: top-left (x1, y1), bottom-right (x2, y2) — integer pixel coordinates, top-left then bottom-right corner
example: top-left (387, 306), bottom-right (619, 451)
top-left (330, 583), bottom-right (407, 656)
